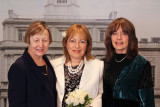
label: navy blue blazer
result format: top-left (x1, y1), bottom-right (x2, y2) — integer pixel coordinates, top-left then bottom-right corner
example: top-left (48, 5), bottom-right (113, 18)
top-left (8, 48), bottom-right (57, 107)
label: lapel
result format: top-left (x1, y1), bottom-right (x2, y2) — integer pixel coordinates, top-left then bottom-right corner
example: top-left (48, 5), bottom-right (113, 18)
top-left (23, 48), bottom-right (54, 97)
top-left (53, 56), bottom-right (65, 90)
top-left (114, 55), bottom-right (139, 85)
top-left (79, 58), bottom-right (95, 89)
top-left (114, 66), bottom-right (129, 85)
top-left (53, 57), bottom-right (96, 90)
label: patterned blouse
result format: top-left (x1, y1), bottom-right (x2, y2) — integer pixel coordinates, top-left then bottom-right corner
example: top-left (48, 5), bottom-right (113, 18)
top-left (62, 64), bottom-right (85, 107)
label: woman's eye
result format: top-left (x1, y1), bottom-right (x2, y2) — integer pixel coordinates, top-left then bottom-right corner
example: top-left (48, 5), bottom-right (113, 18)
top-left (112, 32), bottom-right (117, 36)
top-left (122, 32), bottom-right (128, 36)
top-left (34, 40), bottom-right (39, 42)
top-left (70, 39), bottom-right (75, 42)
top-left (43, 40), bottom-right (48, 42)
top-left (80, 40), bottom-right (86, 43)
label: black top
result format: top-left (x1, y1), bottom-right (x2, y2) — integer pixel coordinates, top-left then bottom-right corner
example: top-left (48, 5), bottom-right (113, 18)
top-left (62, 64), bottom-right (85, 107)
top-left (108, 54), bottom-right (153, 89)
top-left (102, 54), bottom-right (154, 107)
top-left (39, 65), bottom-right (55, 91)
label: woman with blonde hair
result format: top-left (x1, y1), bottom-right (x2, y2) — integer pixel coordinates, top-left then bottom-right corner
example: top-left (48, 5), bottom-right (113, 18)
top-left (51, 24), bottom-right (103, 107)
top-left (8, 21), bottom-right (57, 107)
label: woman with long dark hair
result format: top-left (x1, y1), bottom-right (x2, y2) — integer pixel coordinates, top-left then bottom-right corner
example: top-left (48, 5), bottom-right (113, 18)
top-left (102, 18), bottom-right (155, 107)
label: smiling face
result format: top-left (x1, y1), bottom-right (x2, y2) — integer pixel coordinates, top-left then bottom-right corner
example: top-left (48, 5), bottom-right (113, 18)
top-left (66, 32), bottom-right (87, 61)
top-left (28, 30), bottom-right (50, 59)
top-left (111, 26), bottom-right (129, 54)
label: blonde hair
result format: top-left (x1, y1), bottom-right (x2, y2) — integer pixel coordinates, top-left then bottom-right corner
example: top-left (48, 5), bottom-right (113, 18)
top-left (24, 21), bottom-right (52, 44)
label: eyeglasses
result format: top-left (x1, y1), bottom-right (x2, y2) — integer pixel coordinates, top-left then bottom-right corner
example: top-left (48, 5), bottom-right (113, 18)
top-left (112, 32), bottom-right (128, 36)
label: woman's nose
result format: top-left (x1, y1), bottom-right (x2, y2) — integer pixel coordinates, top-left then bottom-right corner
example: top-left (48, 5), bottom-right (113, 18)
top-left (117, 33), bottom-right (122, 39)
top-left (39, 41), bottom-right (44, 47)
top-left (75, 42), bottom-right (80, 48)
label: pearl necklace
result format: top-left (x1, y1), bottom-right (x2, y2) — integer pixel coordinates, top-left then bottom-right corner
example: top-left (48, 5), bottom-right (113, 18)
top-left (67, 60), bottom-right (84, 75)
top-left (115, 56), bottom-right (126, 62)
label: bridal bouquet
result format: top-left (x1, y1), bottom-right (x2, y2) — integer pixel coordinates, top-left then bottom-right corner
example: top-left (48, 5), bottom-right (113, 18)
top-left (65, 89), bottom-right (92, 107)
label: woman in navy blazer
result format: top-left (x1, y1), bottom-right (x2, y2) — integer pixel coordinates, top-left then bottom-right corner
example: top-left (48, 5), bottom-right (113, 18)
top-left (8, 21), bottom-right (57, 107)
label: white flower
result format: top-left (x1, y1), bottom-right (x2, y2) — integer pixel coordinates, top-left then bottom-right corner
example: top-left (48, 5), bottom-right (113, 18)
top-left (81, 91), bottom-right (88, 97)
top-left (62, 31), bottom-right (66, 38)
top-left (73, 98), bottom-right (79, 106)
top-left (79, 96), bottom-right (85, 104)
top-left (65, 89), bottom-right (92, 107)
top-left (66, 96), bottom-right (74, 105)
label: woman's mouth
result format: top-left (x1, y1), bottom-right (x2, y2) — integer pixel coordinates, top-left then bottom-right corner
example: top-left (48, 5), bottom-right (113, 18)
top-left (73, 50), bottom-right (80, 53)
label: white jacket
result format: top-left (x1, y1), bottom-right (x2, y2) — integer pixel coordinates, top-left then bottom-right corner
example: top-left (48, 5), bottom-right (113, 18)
top-left (50, 56), bottom-right (104, 107)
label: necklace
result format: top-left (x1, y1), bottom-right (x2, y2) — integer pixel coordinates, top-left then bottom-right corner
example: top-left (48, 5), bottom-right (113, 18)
top-left (115, 56), bottom-right (126, 62)
top-left (67, 60), bottom-right (84, 75)
top-left (43, 65), bottom-right (48, 76)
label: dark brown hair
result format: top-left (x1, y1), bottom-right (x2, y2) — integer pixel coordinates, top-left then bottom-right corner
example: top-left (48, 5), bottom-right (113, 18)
top-left (24, 21), bottom-right (52, 44)
top-left (62, 24), bottom-right (94, 62)
top-left (104, 17), bottom-right (138, 62)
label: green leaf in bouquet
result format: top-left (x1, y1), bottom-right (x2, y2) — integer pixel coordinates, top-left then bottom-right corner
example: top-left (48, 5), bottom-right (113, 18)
top-left (67, 103), bottom-right (74, 107)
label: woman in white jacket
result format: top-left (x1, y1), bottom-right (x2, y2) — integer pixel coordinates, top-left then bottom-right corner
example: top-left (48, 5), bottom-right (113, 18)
top-left (50, 24), bottom-right (103, 107)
